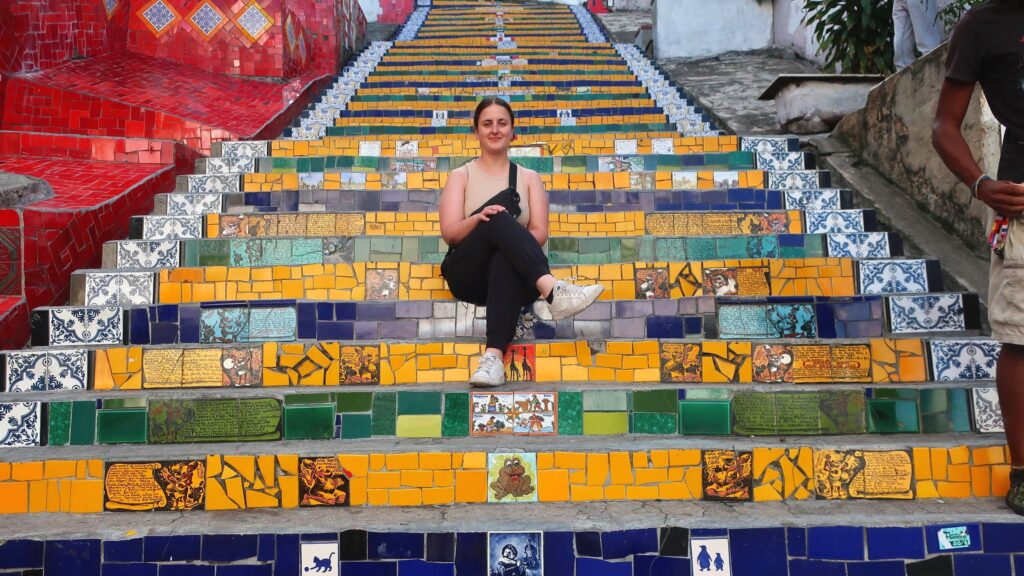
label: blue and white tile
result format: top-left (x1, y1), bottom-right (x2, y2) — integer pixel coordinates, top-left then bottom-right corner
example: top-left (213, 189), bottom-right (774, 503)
top-left (0, 402), bottom-right (42, 447)
top-left (971, 387), bottom-right (1004, 433)
top-left (300, 542), bottom-right (339, 576)
top-left (141, 216), bottom-right (202, 240)
top-left (167, 194), bottom-right (222, 216)
top-left (768, 171), bottom-right (820, 190)
top-left (49, 307), bottom-right (123, 345)
top-left (651, 138), bottom-right (675, 155)
top-left (690, 537), bottom-right (732, 575)
top-left (5, 350), bottom-right (88, 392)
top-left (187, 174), bottom-right (240, 194)
top-left (784, 189), bottom-right (841, 211)
top-left (205, 156), bottom-right (255, 174)
top-left (859, 260), bottom-right (929, 294)
top-left (929, 339), bottom-right (1001, 381)
top-left (888, 294), bottom-right (965, 333)
top-left (219, 140), bottom-right (268, 159)
top-left (84, 272), bottom-right (154, 306)
top-left (116, 240), bottom-right (179, 269)
top-left (756, 152), bottom-right (806, 171)
top-left (741, 136), bottom-right (793, 154)
top-left (806, 210), bottom-right (865, 233)
top-left (827, 233), bottom-right (891, 258)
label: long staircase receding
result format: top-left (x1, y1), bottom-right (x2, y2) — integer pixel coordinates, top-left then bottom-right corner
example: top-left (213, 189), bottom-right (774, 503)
top-left (1, 1), bottom-right (1022, 574)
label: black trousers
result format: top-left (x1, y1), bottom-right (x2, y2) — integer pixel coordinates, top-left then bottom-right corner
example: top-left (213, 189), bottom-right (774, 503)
top-left (440, 211), bottom-right (551, 351)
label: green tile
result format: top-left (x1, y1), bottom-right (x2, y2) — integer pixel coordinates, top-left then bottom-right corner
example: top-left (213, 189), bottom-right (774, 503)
top-left (920, 389), bottom-right (971, 433)
top-left (867, 399), bottom-right (920, 433)
top-left (583, 412), bottom-right (629, 435)
top-left (685, 237), bottom-right (716, 260)
top-left (397, 391), bottom-right (442, 415)
top-left (818, 390), bottom-right (866, 434)
top-left (283, 404), bottom-right (335, 440)
top-left (48, 402), bottom-right (71, 446)
top-left (341, 413), bottom-right (372, 439)
top-left (632, 390), bottom-right (677, 413)
top-left (371, 392), bottom-right (397, 436)
top-left (731, 392), bottom-right (777, 435)
top-left (579, 238), bottom-right (610, 254)
top-left (774, 393), bottom-right (823, 435)
top-left (336, 392), bottom-right (374, 413)
top-left (396, 415), bottom-right (442, 438)
top-left (148, 398), bottom-right (281, 443)
top-left (632, 412), bottom-right (678, 434)
top-left (69, 400), bottom-right (97, 446)
top-left (557, 391), bottom-right (583, 435)
top-left (285, 393), bottom-right (333, 405)
top-left (442, 393), bottom-right (470, 437)
top-left (582, 390), bottom-right (628, 411)
top-left (655, 238), bottom-right (686, 261)
top-left (684, 388), bottom-right (732, 401)
top-left (96, 409), bottom-right (148, 445)
top-left (679, 401), bottom-right (732, 435)
top-left (101, 398), bottom-right (147, 409)
top-left (716, 237), bottom-right (748, 259)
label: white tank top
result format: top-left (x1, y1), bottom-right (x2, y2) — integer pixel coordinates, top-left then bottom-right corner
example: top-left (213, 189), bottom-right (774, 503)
top-left (463, 160), bottom-right (530, 227)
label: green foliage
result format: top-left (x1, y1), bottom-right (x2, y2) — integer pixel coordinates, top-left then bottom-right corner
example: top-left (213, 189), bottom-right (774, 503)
top-left (936, 0), bottom-right (983, 28)
top-left (802, 0), bottom-right (896, 74)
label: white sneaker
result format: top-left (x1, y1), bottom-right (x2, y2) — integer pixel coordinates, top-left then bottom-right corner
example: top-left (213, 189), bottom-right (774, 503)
top-left (534, 280), bottom-right (604, 321)
top-left (470, 351), bottom-right (505, 387)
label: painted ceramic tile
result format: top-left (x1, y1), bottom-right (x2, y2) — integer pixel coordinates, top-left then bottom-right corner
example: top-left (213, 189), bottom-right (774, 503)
top-left (104, 460), bottom-right (206, 511)
top-left (298, 456), bottom-right (351, 507)
top-left (888, 294), bottom-right (965, 333)
top-left (359, 140), bottom-right (382, 157)
top-left (660, 343), bottom-right (702, 382)
top-left (509, 146), bottom-right (542, 158)
top-left (222, 347), bottom-right (262, 386)
top-left (741, 136), bottom-right (791, 153)
top-left (635, 267), bottom-right (670, 299)
top-left (702, 449), bottom-right (752, 501)
top-left (47, 307), bottom-right (122, 345)
top-left (187, 174), bottom-right (240, 193)
top-left (672, 171), bottom-right (698, 189)
top-left (4, 350), bottom-right (87, 392)
top-left (298, 172), bottom-right (325, 190)
top-left (859, 260), bottom-right (928, 294)
top-left (651, 138), bottom-right (675, 154)
top-left (757, 152), bottom-right (805, 171)
top-left (505, 344), bottom-right (536, 382)
top-left (768, 170), bottom-right (818, 190)
top-left (0, 402), bottom-right (42, 446)
top-left (200, 307), bottom-right (249, 343)
top-left (205, 157), bottom-right (254, 174)
top-left (142, 216), bottom-right (202, 240)
top-left (971, 387), bottom-right (1004, 433)
top-left (84, 272), bottom-right (154, 305)
top-left (395, 140), bottom-right (419, 158)
top-left (301, 542), bottom-right (339, 576)
top-left (598, 156), bottom-right (643, 172)
top-left (784, 189), bottom-right (840, 211)
top-left (117, 240), bottom-right (180, 269)
top-left (713, 171), bottom-right (741, 188)
top-left (691, 537), bottom-right (732, 576)
top-left (826, 233), bottom-right (890, 258)
top-left (614, 139), bottom-right (638, 155)
top-left (806, 210), bottom-right (865, 234)
top-left (339, 345), bottom-right (380, 384)
top-left (473, 393), bottom-right (516, 435)
top-left (702, 268), bottom-right (739, 296)
top-left (813, 449), bottom-right (913, 499)
top-left (487, 453), bottom-right (538, 503)
top-left (930, 339), bottom-right (1000, 381)
top-left (247, 307), bottom-right (296, 341)
top-left (167, 194), bottom-right (222, 216)
top-left (220, 140), bottom-right (268, 159)
top-left (366, 268), bottom-right (400, 300)
top-left (488, 532), bottom-right (542, 576)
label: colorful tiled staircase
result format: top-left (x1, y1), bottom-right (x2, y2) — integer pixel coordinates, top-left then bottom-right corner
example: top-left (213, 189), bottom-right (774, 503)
top-left (1, 1), bottom-right (1021, 574)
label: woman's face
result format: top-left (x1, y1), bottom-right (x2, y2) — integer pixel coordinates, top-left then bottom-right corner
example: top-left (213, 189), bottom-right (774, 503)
top-left (474, 104), bottom-right (514, 154)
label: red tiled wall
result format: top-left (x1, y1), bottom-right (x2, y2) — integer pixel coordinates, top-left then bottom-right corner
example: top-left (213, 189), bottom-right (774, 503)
top-left (376, 0), bottom-right (413, 24)
top-left (0, 0), bottom-right (128, 74)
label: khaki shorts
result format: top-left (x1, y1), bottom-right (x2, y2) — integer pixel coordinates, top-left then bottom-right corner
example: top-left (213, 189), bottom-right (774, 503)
top-left (989, 213), bottom-right (1024, 345)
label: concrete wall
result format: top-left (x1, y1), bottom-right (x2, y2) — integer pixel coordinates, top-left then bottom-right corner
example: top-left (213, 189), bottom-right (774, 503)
top-left (772, 0), bottom-right (825, 65)
top-left (654, 0), bottom-right (772, 59)
top-left (613, 0), bottom-right (653, 9)
top-left (834, 42), bottom-right (1002, 251)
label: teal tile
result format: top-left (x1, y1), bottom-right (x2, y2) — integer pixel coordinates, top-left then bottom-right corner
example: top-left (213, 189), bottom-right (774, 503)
top-left (633, 412), bottom-right (678, 434)
top-left (920, 389), bottom-right (971, 433)
top-left (96, 409), bottom-right (148, 444)
top-left (283, 404), bottom-right (335, 440)
top-left (341, 413), bottom-right (372, 439)
top-left (685, 237), bottom-right (716, 260)
top-left (679, 401), bottom-right (732, 435)
top-left (632, 390), bottom-right (677, 413)
top-left (716, 237), bottom-right (749, 259)
top-left (442, 393), bottom-right (470, 437)
top-left (371, 392), bottom-right (397, 436)
top-left (579, 238), bottom-right (610, 254)
top-left (336, 392), bottom-right (374, 413)
top-left (655, 238), bottom-right (686, 261)
top-left (867, 399), bottom-right (920, 433)
top-left (397, 391), bottom-right (442, 415)
top-left (557, 391), bottom-right (583, 435)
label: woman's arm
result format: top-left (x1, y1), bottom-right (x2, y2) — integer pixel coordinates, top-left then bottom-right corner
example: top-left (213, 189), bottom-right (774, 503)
top-left (439, 167), bottom-right (506, 245)
top-left (526, 170), bottom-right (549, 246)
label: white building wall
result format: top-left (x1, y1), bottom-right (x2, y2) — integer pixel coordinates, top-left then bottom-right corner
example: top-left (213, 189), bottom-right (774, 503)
top-left (772, 0), bottom-right (826, 65)
top-left (654, 0), bottom-right (773, 59)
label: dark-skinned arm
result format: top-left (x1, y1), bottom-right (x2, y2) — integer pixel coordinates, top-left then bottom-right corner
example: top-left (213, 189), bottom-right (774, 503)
top-left (933, 78), bottom-right (1024, 217)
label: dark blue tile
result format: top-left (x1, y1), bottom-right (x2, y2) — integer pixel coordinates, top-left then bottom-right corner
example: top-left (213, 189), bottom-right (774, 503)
top-left (396, 560), bottom-right (453, 576)
top-left (601, 529), bottom-right (657, 560)
top-left (144, 536), bottom-right (201, 563)
top-left (632, 555), bottom-right (655, 576)
top-left (425, 534), bottom-right (454, 563)
top-left (846, 561), bottom-right (905, 576)
top-left (317, 321), bottom-right (353, 340)
top-left (953, 553), bottom-right (1012, 575)
top-left (335, 303), bottom-right (357, 320)
top-left (46, 540), bottom-right (100, 576)
top-left (925, 524), bottom-right (981, 554)
top-left (1015, 555), bottom-right (1024, 575)
top-left (300, 534), bottom-right (337, 543)
top-left (103, 564), bottom-right (158, 576)
top-left (454, 533), bottom-right (485, 575)
top-left (298, 303), bottom-right (317, 339)
top-left (316, 302), bottom-right (333, 320)
top-left (367, 533), bottom-right (424, 560)
top-left (683, 316), bottom-right (703, 335)
top-left (150, 323), bottom-right (179, 345)
top-left (202, 535), bottom-right (259, 562)
top-left (543, 532), bottom-right (574, 574)
top-left (339, 561), bottom-right (397, 576)
top-left (178, 306), bottom-right (200, 343)
top-left (157, 304), bottom-right (178, 322)
top-left (575, 532), bottom-right (602, 557)
top-left (658, 528), bottom-right (689, 557)
top-left (787, 528), bottom-right (807, 558)
top-left (906, 555), bottom-right (953, 576)
top-left (274, 534), bottom-right (300, 576)
top-left (731, 528), bottom-right (787, 576)
top-left (807, 526), bottom-right (863, 561)
top-left (649, 556), bottom-right (689, 575)
top-left (104, 539), bottom-right (144, 564)
top-left (983, 523), bottom-right (1024, 553)
top-left (789, 558), bottom-right (846, 576)
top-left (690, 529), bottom-right (727, 538)
top-left (129, 309), bottom-right (150, 345)
top-left (0, 540), bottom-right (43, 569)
top-left (159, 566), bottom-right (215, 576)
top-left (575, 557), bottom-right (630, 576)
top-left (340, 530), bottom-right (367, 561)
top-left (866, 527), bottom-right (924, 560)
top-left (646, 316), bottom-right (683, 339)
top-left (258, 535), bottom-right (275, 563)
top-left (216, 566), bottom-right (273, 576)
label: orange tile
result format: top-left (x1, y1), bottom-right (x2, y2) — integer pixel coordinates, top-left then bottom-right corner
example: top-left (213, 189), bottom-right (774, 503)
top-left (68, 480), bottom-right (103, 513)
top-left (455, 470), bottom-right (487, 503)
top-left (0, 482), bottom-right (28, 514)
top-left (11, 462), bottom-right (43, 482)
top-left (538, 469), bottom-right (570, 502)
top-left (570, 485), bottom-right (604, 502)
top-left (389, 489), bottom-right (423, 506)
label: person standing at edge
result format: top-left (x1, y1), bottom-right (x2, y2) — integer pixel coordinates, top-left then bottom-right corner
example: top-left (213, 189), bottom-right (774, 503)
top-left (932, 0), bottom-right (1024, 515)
top-left (893, 0), bottom-right (951, 70)
top-left (439, 98), bottom-right (604, 387)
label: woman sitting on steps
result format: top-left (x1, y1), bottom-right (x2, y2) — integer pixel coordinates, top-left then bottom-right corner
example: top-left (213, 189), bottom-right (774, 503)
top-left (439, 97), bottom-right (604, 387)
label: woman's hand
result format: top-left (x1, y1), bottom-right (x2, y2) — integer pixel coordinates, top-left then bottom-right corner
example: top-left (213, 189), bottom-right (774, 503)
top-left (978, 179), bottom-right (1024, 218)
top-left (476, 204), bottom-right (506, 222)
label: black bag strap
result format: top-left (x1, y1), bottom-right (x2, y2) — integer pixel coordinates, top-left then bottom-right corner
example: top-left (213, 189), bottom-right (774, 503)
top-left (507, 161), bottom-right (518, 190)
